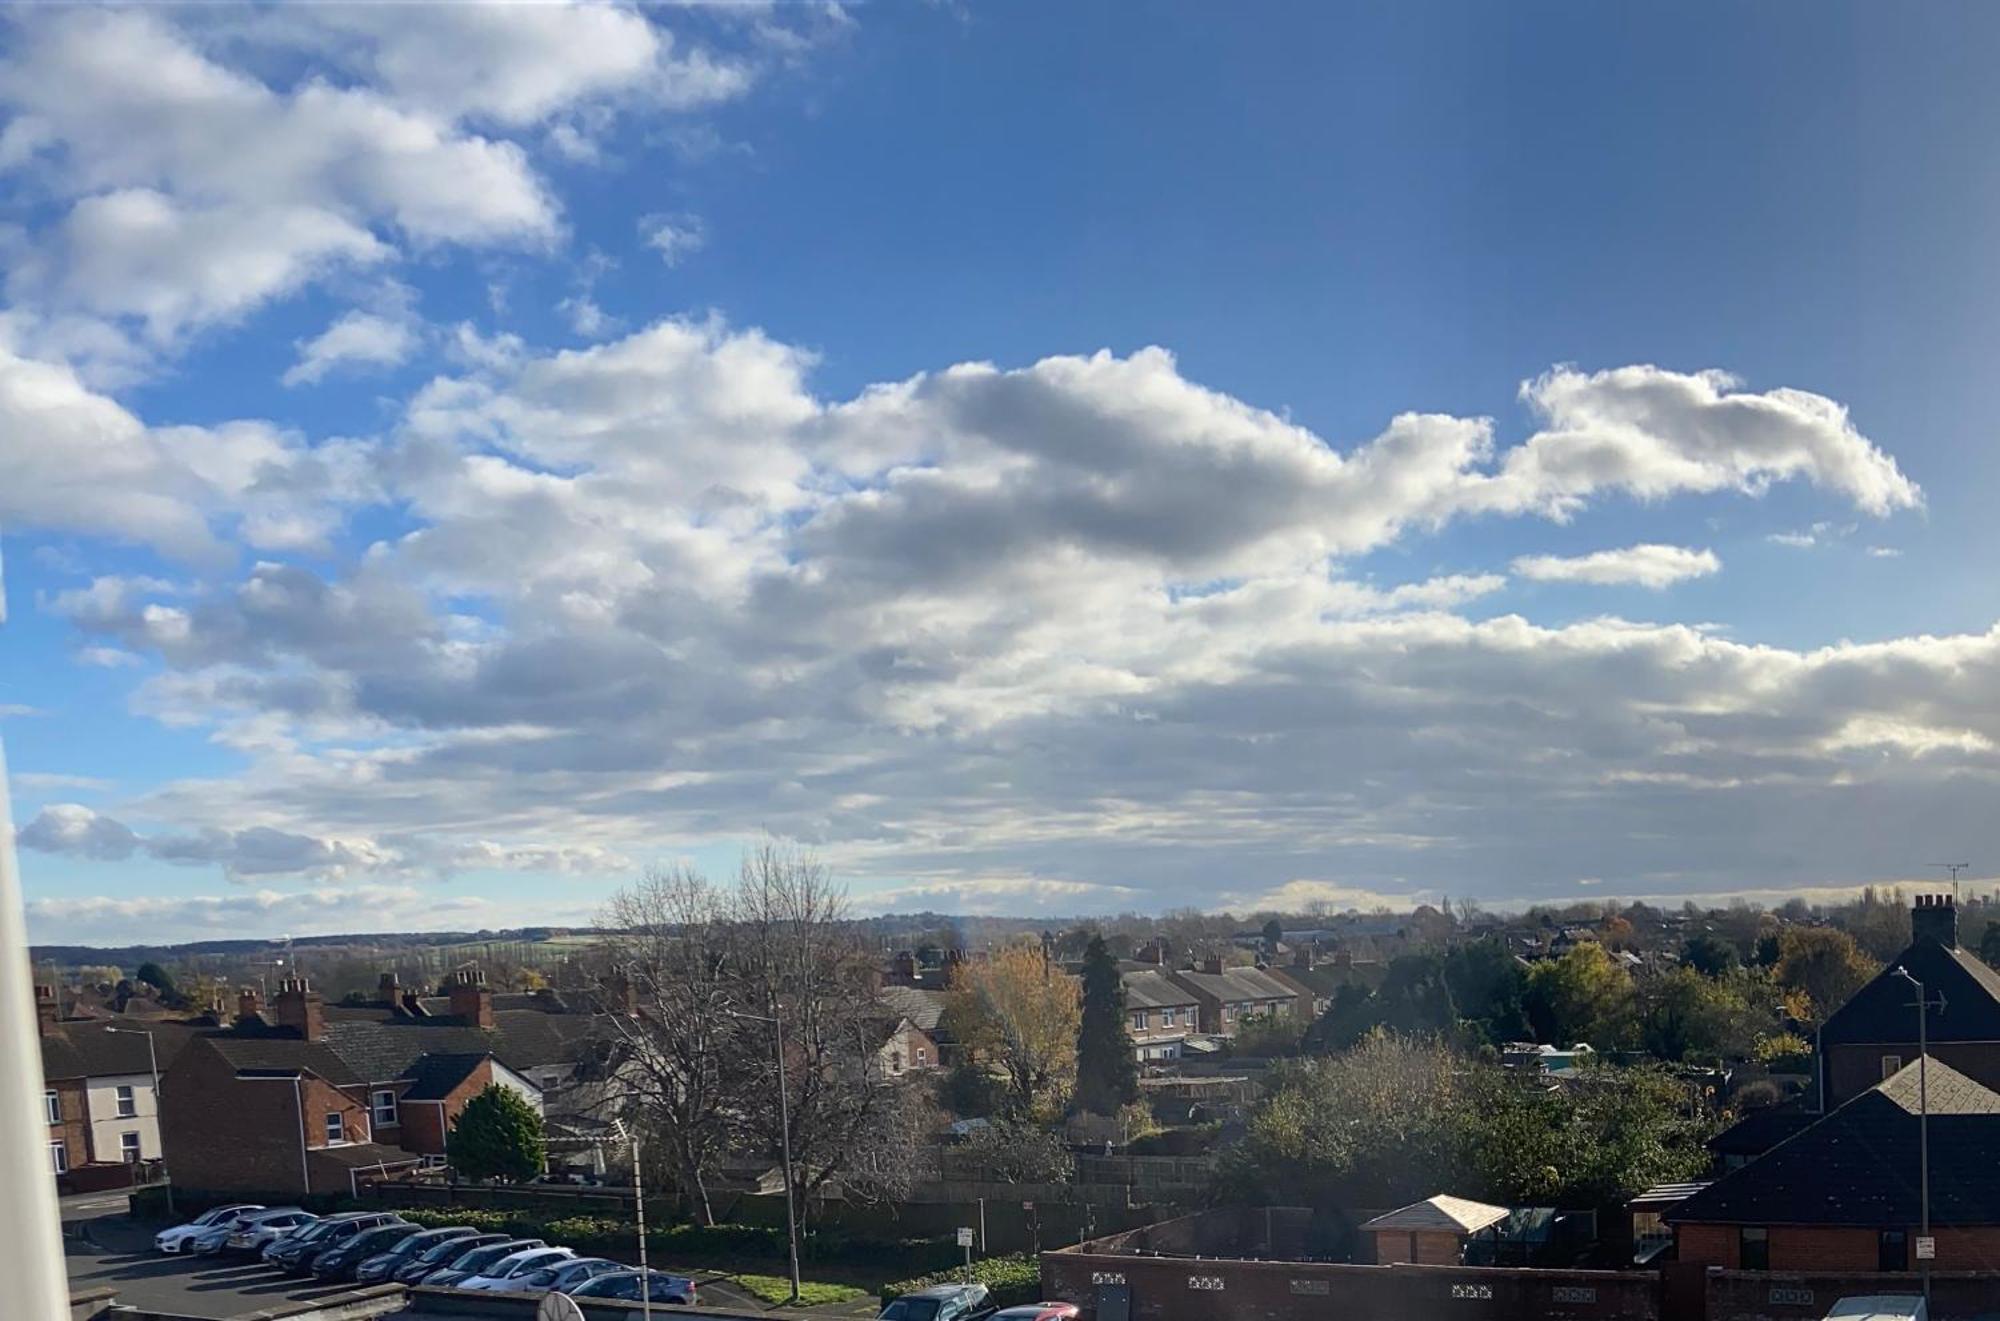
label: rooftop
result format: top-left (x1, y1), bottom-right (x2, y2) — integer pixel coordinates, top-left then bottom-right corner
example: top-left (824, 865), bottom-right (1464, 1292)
top-left (1359, 1194), bottom-right (1511, 1236)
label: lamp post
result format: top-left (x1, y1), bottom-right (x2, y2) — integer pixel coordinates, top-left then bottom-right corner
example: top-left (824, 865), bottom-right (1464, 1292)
top-left (103, 1024), bottom-right (171, 1216)
top-left (725, 1007), bottom-right (802, 1305)
top-left (1892, 966), bottom-right (1934, 1312)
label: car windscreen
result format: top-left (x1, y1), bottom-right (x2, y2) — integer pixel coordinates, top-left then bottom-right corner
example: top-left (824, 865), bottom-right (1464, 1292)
top-left (880, 1299), bottom-right (941, 1321)
top-left (451, 1244), bottom-right (516, 1271)
top-left (417, 1234), bottom-right (482, 1263)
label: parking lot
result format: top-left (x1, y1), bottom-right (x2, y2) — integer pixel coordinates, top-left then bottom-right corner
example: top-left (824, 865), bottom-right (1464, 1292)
top-left (65, 1216), bottom-right (392, 1320)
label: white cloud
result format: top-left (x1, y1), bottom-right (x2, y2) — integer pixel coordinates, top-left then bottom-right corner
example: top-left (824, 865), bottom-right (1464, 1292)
top-left (640, 213), bottom-right (706, 266)
top-left (283, 310), bottom-right (419, 386)
top-left (12, 773), bottom-right (112, 792)
top-left (22, 331), bottom-right (1944, 909)
top-left (22, 885), bottom-right (587, 946)
top-left (1767, 531), bottom-right (1817, 548)
top-left (1868, 546), bottom-right (1903, 559)
top-left (1511, 543), bottom-right (1720, 589)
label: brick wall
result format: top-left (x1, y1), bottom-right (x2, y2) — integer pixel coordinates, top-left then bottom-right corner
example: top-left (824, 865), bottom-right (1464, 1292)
top-left (1372, 1229), bottom-right (1466, 1265)
top-left (1042, 1248), bottom-right (1658, 1321)
top-left (161, 1041), bottom-right (312, 1196)
top-left (1825, 1041), bottom-right (2000, 1108)
top-left (1675, 1224), bottom-right (1737, 1269)
top-left (1682, 1222), bottom-right (2000, 1274)
top-left (46, 1077), bottom-right (91, 1177)
top-left (1708, 1268), bottom-right (2000, 1321)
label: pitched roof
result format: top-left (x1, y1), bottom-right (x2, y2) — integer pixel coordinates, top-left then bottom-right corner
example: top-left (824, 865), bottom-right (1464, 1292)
top-left (39, 1017), bottom-right (199, 1082)
top-left (398, 1053), bottom-right (490, 1102)
top-left (307, 1142), bottom-right (424, 1171)
top-left (877, 984), bottom-right (948, 1033)
top-left (1821, 937), bottom-right (2000, 1045)
top-left (1670, 1058), bottom-right (2000, 1227)
top-left (1360, 1194), bottom-right (1511, 1235)
top-left (1705, 1105), bottom-right (1819, 1157)
top-left (206, 1034), bottom-right (365, 1086)
top-left (320, 1008), bottom-right (593, 1082)
top-left (1121, 969), bottom-right (1199, 1010)
top-left (1169, 965), bottom-right (1301, 1003)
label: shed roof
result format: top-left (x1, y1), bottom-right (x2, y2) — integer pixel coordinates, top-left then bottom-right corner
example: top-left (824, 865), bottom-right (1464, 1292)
top-left (1359, 1194), bottom-right (1511, 1235)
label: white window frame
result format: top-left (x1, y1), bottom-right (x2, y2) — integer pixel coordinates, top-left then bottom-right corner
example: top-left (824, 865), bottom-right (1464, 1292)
top-left (49, 1141), bottom-right (67, 1175)
top-left (1882, 1054), bottom-right (1903, 1080)
top-left (1162, 1007), bottom-right (1178, 1027)
top-left (1130, 1009), bottom-right (1148, 1030)
top-left (371, 1088), bottom-right (399, 1128)
top-left (120, 1131), bottom-right (141, 1163)
top-left (324, 1111), bottom-right (345, 1145)
top-left (115, 1084), bottom-right (137, 1118)
top-left (43, 1090), bottom-right (59, 1125)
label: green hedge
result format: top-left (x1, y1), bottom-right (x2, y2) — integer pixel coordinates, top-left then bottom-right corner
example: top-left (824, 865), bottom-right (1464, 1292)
top-left (376, 1205), bottom-right (955, 1277)
top-left (881, 1254), bottom-right (1040, 1308)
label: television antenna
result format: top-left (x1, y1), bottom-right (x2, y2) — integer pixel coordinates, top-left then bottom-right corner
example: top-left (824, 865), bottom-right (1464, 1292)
top-left (1932, 863), bottom-right (1972, 901)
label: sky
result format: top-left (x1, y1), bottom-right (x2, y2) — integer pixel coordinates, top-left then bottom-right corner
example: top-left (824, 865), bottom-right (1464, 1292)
top-left (7, 2), bottom-right (2000, 945)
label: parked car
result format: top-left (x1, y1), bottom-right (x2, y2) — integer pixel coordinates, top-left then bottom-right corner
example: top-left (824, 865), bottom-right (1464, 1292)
top-left (992, 1307), bottom-right (1080, 1321)
top-left (353, 1225), bottom-right (483, 1284)
top-left (225, 1209), bottom-right (318, 1255)
top-left (527, 1256), bottom-right (626, 1294)
top-left (189, 1206), bottom-right (305, 1254)
top-left (392, 1231), bottom-right (509, 1285)
top-left (569, 1269), bottom-right (700, 1306)
top-left (1824, 1299), bottom-right (1927, 1321)
top-left (269, 1212), bottom-right (402, 1275)
top-left (458, 1245), bottom-right (576, 1291)
top-left (420, 1237), bottom-right (546, 1288)
top-left (877, 1283), bottom-right (993, 1321)
top-left (312, 1221), bottom-right (423, 1280)
top-left (262, 1213), bottom-right (369, 1268)
top-left (155, 1204), bottom-right (264, 1254)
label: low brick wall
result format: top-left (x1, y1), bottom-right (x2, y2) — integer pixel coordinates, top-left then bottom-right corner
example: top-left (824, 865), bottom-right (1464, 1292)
top-left (406, 1287), bottom-right (822, 1319)
top-left (1708, 1268), bottom-right (2000, 1321)
top-left (1041, 1246), bottom-right (1658, 1321)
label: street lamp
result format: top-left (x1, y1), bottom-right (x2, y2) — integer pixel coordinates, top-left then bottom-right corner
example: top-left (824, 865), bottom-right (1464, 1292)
top-left (104, 1025), bottom-right (171, 1216)
top-left (1891, 966), bottom-right (1937, 1312)
top-left (724, 1007), bottom-right (802, 1305)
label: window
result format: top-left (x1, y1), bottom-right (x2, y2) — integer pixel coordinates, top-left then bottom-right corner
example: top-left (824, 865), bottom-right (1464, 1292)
top-left (120, 1131), bottom-right (141, 1163)
top-left (43, 1090), bottom-right (59, 1125)
top-left (1162, 1007), bottom-right (1177, 1027)
top-left (371, 1088), bottom-right (398, 1128)
top-left (1880, 1229), bottom-right (1908, 1271)
top-left (1130, 1009), bottom-right (1148, 1030)
top-left (1739, 1227), bottom-right (1769, 1271)
top-left (115, 1084), bottom-right (136, 1117)
top-left (915, 1047), bottom-right (929, 1066)
top-left (49, 1141), bottom-right (67, 1175)
top-left (1882, 1054), bottom-right (1903, 1080)
top-left (324, 1112), bottom-right (345, 1144)
top-left (889, 1050), bottom-right (903, 1074)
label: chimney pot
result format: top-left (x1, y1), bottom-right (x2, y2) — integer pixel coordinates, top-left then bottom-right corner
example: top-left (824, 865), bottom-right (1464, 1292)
top-left (1913, 893), bottom-right (1960, 950)
top-left (449, 966), bottom-right (495, 1028)
top-left (273, 977), bottom-right (325, 1042)
top-left (35, 984), bottom-right (58, 1035)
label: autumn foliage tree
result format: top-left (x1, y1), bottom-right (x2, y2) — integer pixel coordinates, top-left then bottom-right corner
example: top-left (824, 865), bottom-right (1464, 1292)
top-left (945, 941), bottom-right (1081, 1117)
top-left (1774, 926), bottom-right (1879, 1025)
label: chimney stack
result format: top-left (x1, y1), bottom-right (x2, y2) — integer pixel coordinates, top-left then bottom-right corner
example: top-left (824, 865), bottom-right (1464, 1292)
top-left (1293, 943), bottom-right (1317, 971)
top-left (1914, 893), bottom-right (1960, 950)
top-left (449, 967), bottom-right (495, 1029)
top-left (377, 972), bottom-right (401, 1007)
top-left (1201, 954), bottom-right (1226, 976)
top-left (891, 951), bottom-right (917, 983)
top-left (35, 984), bottom-right (58, 1035)
top-left (273, 977), bottom-right (325, 1042)
top-left (237, 986), bottom-right (262, 1023)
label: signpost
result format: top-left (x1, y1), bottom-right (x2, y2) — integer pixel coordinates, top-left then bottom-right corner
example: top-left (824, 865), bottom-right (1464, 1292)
top-left (1916, 1236), bottom-right (1936, 1261)
top-left (958, 1225), bottom-right (975, 1271)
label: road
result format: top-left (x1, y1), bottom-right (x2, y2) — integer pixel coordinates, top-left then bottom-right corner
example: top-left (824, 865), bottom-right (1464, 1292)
top-left (64, 1215), bottom-right (393, 1321)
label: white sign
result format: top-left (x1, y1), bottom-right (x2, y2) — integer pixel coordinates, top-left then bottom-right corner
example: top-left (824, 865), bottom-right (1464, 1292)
top-left (1917, 1235), bottom-right (1936, 1260)
top-left (536, 1294), bottom-right (585, 1321)
top-left (957, 1227), bottom-right (976, 1248)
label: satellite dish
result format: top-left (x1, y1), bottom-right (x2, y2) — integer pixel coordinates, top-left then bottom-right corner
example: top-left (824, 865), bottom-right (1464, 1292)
top-left (537, 1294), bottom-right (586, 1321)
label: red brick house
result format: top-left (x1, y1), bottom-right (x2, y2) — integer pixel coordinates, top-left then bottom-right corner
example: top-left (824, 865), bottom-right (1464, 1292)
top-left (36, 985), bottom-right (196, 1191)
top-left (1165, 959), bottom-right (1307, 1036)
top-left (160, 970), bottom-right (579, 1199)
top-left (872, 1016), bottom-right (940, 1078)
top-left (1670, 1056), bottom-right (2000, 1272)
top-left (1818, 894), bottom-right (2000, 1109)
top-left (1120, 969), bottom-right (1203, 1061)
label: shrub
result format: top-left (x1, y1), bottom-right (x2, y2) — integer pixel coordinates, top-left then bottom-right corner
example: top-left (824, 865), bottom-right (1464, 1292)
top-left (882, 1254), bottom-right (1040, 1308)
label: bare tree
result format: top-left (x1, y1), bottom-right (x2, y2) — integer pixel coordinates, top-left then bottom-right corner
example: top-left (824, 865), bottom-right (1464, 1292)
top-left (591, 866), bottom-right (737, 1225)
top-left (726, 841), bottom-right (915, 1220)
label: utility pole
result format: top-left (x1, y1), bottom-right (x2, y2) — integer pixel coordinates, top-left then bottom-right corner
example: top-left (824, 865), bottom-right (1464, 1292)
top-left (726, 1007), bottom-right (802, 1305)
top-left (1893, 966), bottom-right (1941, 1313)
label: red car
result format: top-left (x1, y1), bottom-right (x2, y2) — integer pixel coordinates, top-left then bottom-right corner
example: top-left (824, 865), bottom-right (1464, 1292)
top-left (991, 1307), bottom-right (1081, 1321)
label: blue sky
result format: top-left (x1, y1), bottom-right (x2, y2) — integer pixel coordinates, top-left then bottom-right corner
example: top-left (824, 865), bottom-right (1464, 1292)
top-left (4, 2), bottom-right (2000, 944)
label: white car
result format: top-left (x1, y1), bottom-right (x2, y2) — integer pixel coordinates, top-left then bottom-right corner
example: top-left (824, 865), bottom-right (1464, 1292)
top-left (225, 1208), bottom-right (317, 1254)
top-left (458, 1246), bottom-right (576, 1291)
top-left (155, 1204), bottom-right (264, 1253)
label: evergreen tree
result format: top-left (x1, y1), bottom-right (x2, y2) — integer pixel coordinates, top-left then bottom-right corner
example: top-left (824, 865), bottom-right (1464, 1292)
top-left (448, 1083), bottom-right (545, 1183)
top-left (1073, 936), bottom-right (1139, 1115)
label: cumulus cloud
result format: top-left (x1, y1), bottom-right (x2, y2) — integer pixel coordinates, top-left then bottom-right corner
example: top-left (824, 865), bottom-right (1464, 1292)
top-left (284, 310), bottom-right (419, 386)
top-left (22, 885), bottom-right (589, 946)
top-left (23, 327), bottom-right (1943, 908)
top-left (1511, 543), bottom-right (1720, 588)
top-left (640, 213), bottom-right (706, 266)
